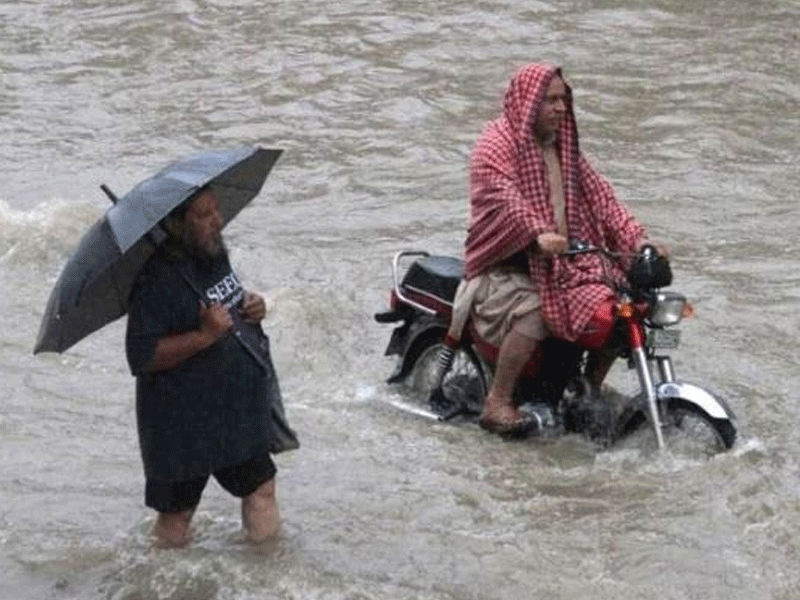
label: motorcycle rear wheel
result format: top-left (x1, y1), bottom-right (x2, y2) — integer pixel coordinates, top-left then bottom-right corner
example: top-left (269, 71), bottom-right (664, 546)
top-left (405, 341), bottom-right (489, 419)
top-left (661, 397), bottom-right (736, 454)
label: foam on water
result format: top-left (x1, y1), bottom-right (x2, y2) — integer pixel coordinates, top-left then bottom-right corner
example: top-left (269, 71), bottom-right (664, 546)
top-left (0, 198), bottom-right (102, 270)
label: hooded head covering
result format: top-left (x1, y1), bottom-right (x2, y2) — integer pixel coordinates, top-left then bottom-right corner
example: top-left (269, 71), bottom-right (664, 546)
top-left (464, 63), bottom-right (645, 341)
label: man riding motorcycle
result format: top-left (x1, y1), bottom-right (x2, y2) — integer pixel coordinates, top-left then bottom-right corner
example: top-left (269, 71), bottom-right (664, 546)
top-left (448, 63), bottom-right (663, 436)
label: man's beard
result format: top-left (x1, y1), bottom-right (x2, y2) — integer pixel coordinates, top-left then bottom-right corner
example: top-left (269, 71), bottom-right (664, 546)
top-left (533, 123), bottom-right (558, 146)
top-left (183, 228), bottom-right (227, 270)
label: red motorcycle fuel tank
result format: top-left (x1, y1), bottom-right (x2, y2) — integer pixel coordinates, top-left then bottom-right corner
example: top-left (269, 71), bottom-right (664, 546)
top-left (574, 294), bottom-right (618, 350)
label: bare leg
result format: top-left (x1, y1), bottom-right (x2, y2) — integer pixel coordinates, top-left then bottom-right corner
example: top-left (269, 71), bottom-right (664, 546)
top-left (241, 478), bottom-right (280, 543)
top-left (152, 509), bottom-right (194, 548)
top-left (480, 329), bottom-right (539, 427)
top-left (586, 349), bottom-right (617, 397)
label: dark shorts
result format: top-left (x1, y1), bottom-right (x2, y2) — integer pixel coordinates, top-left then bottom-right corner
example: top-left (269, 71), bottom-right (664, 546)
top-left (145, 452), bottom-right (277, 513)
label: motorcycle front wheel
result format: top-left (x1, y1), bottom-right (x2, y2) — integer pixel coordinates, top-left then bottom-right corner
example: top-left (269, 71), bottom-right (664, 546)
top-left (661, 397), bottom-right (737, 455)
top-left (405, 340), bottom-right (489, 420)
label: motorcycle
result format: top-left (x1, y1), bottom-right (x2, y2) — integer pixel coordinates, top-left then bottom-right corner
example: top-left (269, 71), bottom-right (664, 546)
top-left (374, 243), bottom-right (737, 453)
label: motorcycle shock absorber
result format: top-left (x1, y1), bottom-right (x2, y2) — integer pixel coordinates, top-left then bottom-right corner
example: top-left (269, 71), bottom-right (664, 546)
top-left (428, 334), bottom-right (461, 419)
top-left (433, 336), bottom-right (458, 388)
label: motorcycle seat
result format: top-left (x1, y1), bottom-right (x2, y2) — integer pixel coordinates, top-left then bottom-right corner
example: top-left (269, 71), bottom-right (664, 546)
top-left (401, 255), bottom-right (464, 302)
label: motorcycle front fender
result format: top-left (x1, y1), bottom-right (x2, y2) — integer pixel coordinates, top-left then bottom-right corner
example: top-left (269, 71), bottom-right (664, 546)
top-left (656, 382), bottom-right (736, 421)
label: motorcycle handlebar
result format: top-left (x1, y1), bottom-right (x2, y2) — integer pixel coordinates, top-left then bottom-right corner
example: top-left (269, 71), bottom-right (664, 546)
top-left (563, 240), bottom-right (610, 257)
top-left (563, 241), bottom-right (664, 260)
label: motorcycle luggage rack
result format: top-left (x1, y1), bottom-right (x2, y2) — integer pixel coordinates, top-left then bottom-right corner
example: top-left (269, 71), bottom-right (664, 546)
top-left (392, 251), bottom-right (437, 315)
top-left (392, 251), bottom-right (465, 316)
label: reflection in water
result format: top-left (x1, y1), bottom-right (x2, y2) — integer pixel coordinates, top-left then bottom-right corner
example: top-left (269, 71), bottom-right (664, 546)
top-left (1, 0), bottom-right (799, 598)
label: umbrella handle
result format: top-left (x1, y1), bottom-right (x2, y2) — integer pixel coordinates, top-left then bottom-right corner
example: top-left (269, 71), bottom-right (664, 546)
top-left (100, 184), bottom-right (119, 204)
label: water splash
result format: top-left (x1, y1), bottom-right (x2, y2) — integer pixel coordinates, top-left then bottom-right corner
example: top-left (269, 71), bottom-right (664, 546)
top-left (0, 198), bottom-right (101, 270)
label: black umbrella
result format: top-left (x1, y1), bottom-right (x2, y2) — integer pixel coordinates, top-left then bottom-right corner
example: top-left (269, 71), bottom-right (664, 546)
top-left (34, 146), bottom-right (282, 354)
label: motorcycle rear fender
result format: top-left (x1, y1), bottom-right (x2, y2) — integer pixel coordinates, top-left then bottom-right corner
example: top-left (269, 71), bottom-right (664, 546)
top-left (386, 316), bottom-right (448, 383)
top-left (383, 321), bottom-right (410, 357)
top-left (656, 382), bottom-right (736, 421)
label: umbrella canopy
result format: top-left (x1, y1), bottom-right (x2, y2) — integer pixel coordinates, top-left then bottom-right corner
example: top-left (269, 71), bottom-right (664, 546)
top-left (34, 146), bottom-right (282, 354)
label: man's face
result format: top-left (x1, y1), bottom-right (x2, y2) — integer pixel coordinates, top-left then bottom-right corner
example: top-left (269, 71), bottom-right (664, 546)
top-left (533, 75), bottom-right (567, 141)
top-left (184, 189), bottom-right (224, 258)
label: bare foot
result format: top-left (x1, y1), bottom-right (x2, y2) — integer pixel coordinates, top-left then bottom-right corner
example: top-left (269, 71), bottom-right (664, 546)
top-left (480, 393), bottom-right (522, 423)
top-left (479, 393), bottom-right (535, 435)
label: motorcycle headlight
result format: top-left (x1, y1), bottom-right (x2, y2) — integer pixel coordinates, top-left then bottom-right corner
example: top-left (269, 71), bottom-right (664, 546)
top-left (649, 292), bottom-right (687, 326)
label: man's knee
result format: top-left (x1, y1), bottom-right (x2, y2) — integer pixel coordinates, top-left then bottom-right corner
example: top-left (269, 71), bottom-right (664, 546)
top-left (510, 309), bottom-right (546, 344)
top-left (245, 477), bottom-right (276, 507)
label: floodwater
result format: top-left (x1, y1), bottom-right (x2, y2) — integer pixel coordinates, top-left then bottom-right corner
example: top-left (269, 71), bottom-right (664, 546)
top-left (1, 0), bottom-right (799, 598)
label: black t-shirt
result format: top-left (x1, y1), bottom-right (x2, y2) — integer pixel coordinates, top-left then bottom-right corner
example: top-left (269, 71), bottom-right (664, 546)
top-left (126, 250), bottom-right (279, 482)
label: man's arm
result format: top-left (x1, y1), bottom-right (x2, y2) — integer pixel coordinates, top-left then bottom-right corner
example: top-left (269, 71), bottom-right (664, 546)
top-left (466, 162), bottom-right (553, 275)
top-left (142, 301), bottom-right (232, 372)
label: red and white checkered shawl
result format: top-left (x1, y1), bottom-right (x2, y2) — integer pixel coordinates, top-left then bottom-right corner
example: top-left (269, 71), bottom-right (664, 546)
top-left (464, 63), bottom-right (645, 341)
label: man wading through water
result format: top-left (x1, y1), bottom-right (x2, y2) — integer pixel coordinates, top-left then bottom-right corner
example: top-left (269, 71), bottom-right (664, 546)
top-left (126, 186), bottom-right (298, 547)
top-left (447, 63), bottom-right (661, 436)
